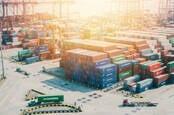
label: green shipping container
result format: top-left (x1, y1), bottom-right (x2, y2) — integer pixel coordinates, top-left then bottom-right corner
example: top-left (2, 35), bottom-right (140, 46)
top-left (167, 61), bottom-right (174, 69)
top-left (18, 49), bottom-right (33, 61)
top-left (37, 95), bottom-right (64, 103)
top-left (118, 70), bottom-right (132, 80)
top-left (169, 38), bottom-right (174, 43)
top-left (111, 55), bottom-right (125, 63)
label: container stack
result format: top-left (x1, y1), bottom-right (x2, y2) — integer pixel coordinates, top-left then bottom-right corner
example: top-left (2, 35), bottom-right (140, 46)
top-left (168, 73), bottom-right (174, 84)
top-left (65, 49), bottom-right (117, 89)
top-left (18, 49), bottom-right (33, 61)
top-left (153, 74), bottom-right (169, 88)
top-left (1, 30), bottom-right (12, 45)
top-left (123, 74), bottom-right (141, 90)
top-left (136, 79), bottom-right (153, 93)
top-left (11, 34), bottom-right (22, 47)
top-left (61, 39), bottom-right (120, 68)
top-left (167, 61), bottom-right (174, 73)
top-left (132, 60), bottom-right (140, 75)
top-left (28, 45), bottom-right (50, 60)
top-left (114, 60), bottom-right (132, 81)
top-left (104, 37), bottom-right (158, 61)
top-left (140, 61), bottom-right (162, 79)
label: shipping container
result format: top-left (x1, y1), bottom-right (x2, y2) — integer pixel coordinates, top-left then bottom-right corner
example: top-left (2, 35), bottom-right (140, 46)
top-left (128, 82), bottom-right (136, 93)
top-left (104, 36), bottom-right (146, 46)
top-left (25, 56), bottom-right (39, 64)
top-left (92, 58), bottom-right (110, 68)
top-left (96, 64), bottom-right (117, 75)
top-left (153, 74), bottom-right (169, 88)
top-left (114, 60), bottom-right (132, 69)
top-left (168, 72), bottom-right (174, 84)
top-left (123, 51), bottom-right (131, 56)
top-left (168, 49), bottom-right (174, 54)
top-left (165, 54), bottom-right (174, 62)
top-left (111, 55), bottom-right (126, 63)
top-left (126, 55), bottom-right (134, 60)
top-left (65, 48), bottom-right (116, 89)
top-left (143, 53), bottom-right (159, 60)
top-left (131, 60), bottom-right (140, 65)
top-left (34, 45), bottom-right (49, 54)
top-left (118, 70), bottom-right (132, 81)
top-left (135, 58), bottom-right (146, 63)
top-left (104, 49), bottom-right (122, 58)
top-left (150, 66), bottom-right (166, 77)
top-left (129, 49), bottom-right (137, 54)
top-left (140, 48), bottom-right (153, 56)
top-left (118, 66), bottom-right (132, 73)
top-left (167, 61), bottom-right (174, 69)
top-left (136, 44), bottom-right (150, 51)
top-left (64, 39), bottom-right (117, 52)
top-left (147, 62), bottom-right (161, 71)
top-left (133, 53), bottom-right (140, 59)
top-left (18, 49), bottom-right (33, 61)
top-left (136, 79), bottom-right (153, 93)
top-left (123, 74), bottom-right (141, 89)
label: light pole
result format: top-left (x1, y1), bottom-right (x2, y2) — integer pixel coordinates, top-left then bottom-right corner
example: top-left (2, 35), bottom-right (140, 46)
top-left (0, 34), bottom-right (5, 79)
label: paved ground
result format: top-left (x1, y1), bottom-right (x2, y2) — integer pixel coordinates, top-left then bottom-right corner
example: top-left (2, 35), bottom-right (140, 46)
top-left (0, 48), bottom-right (174, 115)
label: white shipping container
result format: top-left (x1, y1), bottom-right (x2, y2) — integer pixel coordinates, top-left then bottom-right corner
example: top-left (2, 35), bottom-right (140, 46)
top-left (12, 42), bottom-right (22, 46)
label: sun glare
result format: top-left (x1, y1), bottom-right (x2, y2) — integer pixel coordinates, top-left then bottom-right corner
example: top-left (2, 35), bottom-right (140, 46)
top-left (74, 0), bottom-right (110, 17)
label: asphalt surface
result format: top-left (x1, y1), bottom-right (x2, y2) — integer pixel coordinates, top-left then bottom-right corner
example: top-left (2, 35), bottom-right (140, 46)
top-left (0, 48), bottom-right (174, 115)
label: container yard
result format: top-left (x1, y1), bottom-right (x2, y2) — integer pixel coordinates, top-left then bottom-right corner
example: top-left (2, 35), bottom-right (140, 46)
top-left (1, 0), bottom-right (174, 115)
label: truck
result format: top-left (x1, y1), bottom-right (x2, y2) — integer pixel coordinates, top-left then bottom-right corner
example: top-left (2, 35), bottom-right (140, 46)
top-left (28, 95), bottom-right (64, 107)
top-left (122, 99), bottom-right (158, 107)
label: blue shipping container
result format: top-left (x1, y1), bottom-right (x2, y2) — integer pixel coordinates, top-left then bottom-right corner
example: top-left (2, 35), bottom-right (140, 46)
top-left (92, 58), bottom-right (110, 67)
top-left (143, 53), bottom-right (159, 60)
top-left (25, 56), bottom-right (39, 64)
top-left (141, 48), bottom-right (153, 56)
top-left (96, 81), bottom-right (115, 89)
top-left (123, 74), bottom-right (141, 89)
top-left (131, 60), bottom-right (140, 65)
top-left (96, 64), bottom-right (117, 74)
top-left (136, 79), bottom-right (153, 93)
top-left (168, 73), bottom-right (174, 84)
top-left (115, 60), bottom-right (132, 69)
top-left (154, 81), bottom-right (166, 88)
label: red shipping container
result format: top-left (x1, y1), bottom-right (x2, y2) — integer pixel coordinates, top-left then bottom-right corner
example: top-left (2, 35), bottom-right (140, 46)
top-left (148, 62), bottom-right (161, 71)
top-left (118, 66), bottom-right (132, 73)
top-left (129, 49), bottom-right (137, 54)
top-left (136, 44), bottom-right (149, 51)
top-left (133, 53), bottom-right (140, 59)
top-left (161, 50), bottom-right (169, 56)
top-left (126, 55), bottom-right (134, 60)
top-left (155, 44), bottom-right (161, 49)
top-left (133, 68), bottom-right (140, 75)
top-left (133, 65), bottom-right (139, 71)
top-left (150, 66), bottom-right (166, 77)
top-left (157, 48), bottom-right (162, 53)
top-left (154, 74), bottom-right (169, 83)
top-left (169, 68), bottom-right (174, 73)
top-left (123, 51), bottom-right (131, 56)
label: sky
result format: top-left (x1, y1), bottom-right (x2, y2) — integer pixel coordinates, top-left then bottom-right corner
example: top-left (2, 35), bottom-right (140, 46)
top-left (0, 0), bottom-right (159, 17)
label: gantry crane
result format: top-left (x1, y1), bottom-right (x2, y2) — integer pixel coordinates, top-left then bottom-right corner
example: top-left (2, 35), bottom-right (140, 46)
top-left (159, 0), bottom-right (174, 25)
top-left (0, 0), bottom-right (75, 30)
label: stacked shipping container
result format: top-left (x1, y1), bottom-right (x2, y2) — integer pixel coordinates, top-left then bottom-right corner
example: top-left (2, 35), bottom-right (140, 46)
top-left (65, 49), bottom-right (117, 89)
